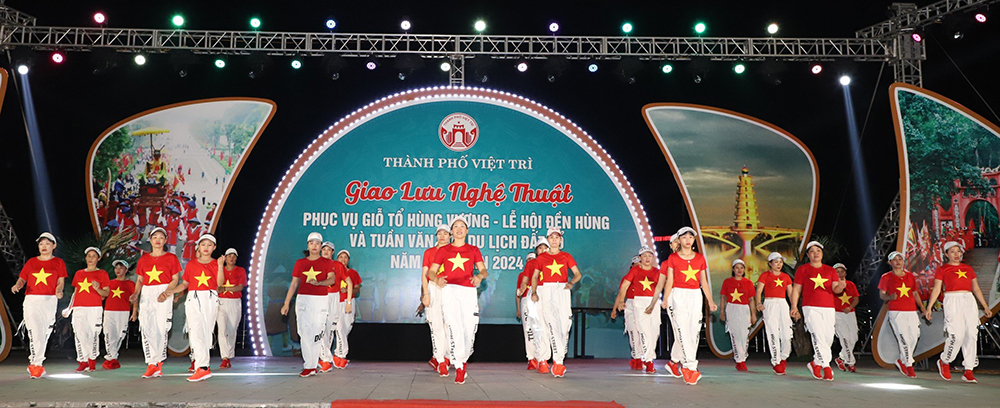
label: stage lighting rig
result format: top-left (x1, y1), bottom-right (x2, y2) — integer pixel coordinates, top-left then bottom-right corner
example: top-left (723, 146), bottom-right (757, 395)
top-left (474, 20), bottom-right (487, 33)
top-left (250, 17), bottom-right (262, 30)
top-left (325, 19), bottom-right (337, 30)
top-left (811, 64), bottom-right (823, 74)
top-left (587, 60), bottom-right (599, 73)
top-left (93, 12), bottom-right (106, 25)
top-left (660, 63), bottom-right (673, 74)
top-left (247, 52), bottom-right (273, 79)
top-left (171, 15), bottom-right (185, 28)
top-left (694, 22), bottom-right (707, 35)
top-left (549, 22), bottom-right (560, 33)
top-left (840, 75), bottom-right (852, 86)
top-left (733, 63), bottom-right (746, 74)
top-left (394, 54), bottom-right (425, 80)
top-left (621, 22), bottom-right (633, 34)
top-left (134, 54), bottom-right (147, 66)
top-left (689, 57), bottom-right (711, 84)
top-left (401, 19), bottom-right (412, 31)
top-left (767, 23), bottom-right (779, 35)
top-left (51, 51), bottom-right (65, 64)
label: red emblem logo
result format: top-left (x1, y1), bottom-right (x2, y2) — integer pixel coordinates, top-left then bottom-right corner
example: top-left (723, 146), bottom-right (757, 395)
top-left (439, 113), bottom-right (479, 152)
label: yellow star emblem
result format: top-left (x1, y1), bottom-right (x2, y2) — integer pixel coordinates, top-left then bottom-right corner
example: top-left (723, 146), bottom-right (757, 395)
top-left (223, 279), bottom-right (233, 287)
top-left (774, 278), bottom-right (785, 288)
top-left (341, 280), bottom-right (348, 289)
top-left (301, 267), bottom-right (321, 282)
top-left (838, 292), bottom-right (852, 306)
top-left (32, 268), bottom-right (52, 286)
top-left (78, 278), bottom-right (93, 293)
top-left (639, 276), bottom-right (654, 291)
top-left (680, 265), bottom-right (699, 282)
top-left (194, 271), bottom-right (212, 287)
top-left (897, 282), bottom-right (911, 298)
top-left (436, 265), bottom-right (444, 275)
top-left (448, 253), bottom-right (470, 271)
top-left (810, 273), bottom-right (829, 289)
top-left (145, 265), bottom-right (164, 284)
top-left (729, 288), bottom-right (744, 302)
top-left (111, 287), bottom-right (124, 298)
top-left (955, 270), bottom-right (968, 279)
top-left (546, 260), bottom-right (564, 277)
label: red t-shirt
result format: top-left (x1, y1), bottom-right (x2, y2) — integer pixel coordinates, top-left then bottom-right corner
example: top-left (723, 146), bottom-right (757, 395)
top-left (72, 269), bottom-right (111, 307)
top-left (105, 279), bottom-right (135, 311)
top-left (794, 263), bottom-right (838, 308)
top-left (934, 263), bottom-right (976, 292)
top-left (661, 252), bottom-right (707, 290)
top-left (624, 265), bottom-right (660, 297)
top-left (182, 259), bottom-right (220, 291)
top-left (18, 257), bottom-right (68, 296)
top-left (836, 280), bottom-right (859, 313)
top-left (292, 257), bottom-right (337, 296)
top-left (339, 268), bottom-right (361, 302)
top-left (620, 274), bottom-right (636, 299)
top-left (326, 261), bottom-right (348, 295)
top-left (136, 252), bottom-right (182, 286)
top-left (432, 244), bottom-right (484, 287)
top-left (758, 271), bottom-right (791, 299)
top-left (721, 277), bottom-right (756, 305)
top-left (535, 251), bottom-right (577, 284)
top-left (878, 271), bottom-right (918, 312)
top-left (422, 246), bottom-right (446, 281)
top-left (219, 266), bottom-right (247, 299)
top-left (517, 270), bottom-right (531, 299)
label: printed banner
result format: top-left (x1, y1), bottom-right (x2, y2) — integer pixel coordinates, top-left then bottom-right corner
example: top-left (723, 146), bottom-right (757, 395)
top-left (250, 88), bottom-right (653, 356)
top-left (643, 104), bottom-right (818, 358)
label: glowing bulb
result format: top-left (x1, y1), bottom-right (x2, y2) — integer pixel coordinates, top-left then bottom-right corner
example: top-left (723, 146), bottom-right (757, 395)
top-left (94, 13), bottom-right (106, 25)
top-left (291, 59), bottom-right (302, 69)
top-left (440, 62), bottom-right (451, 71)
top-left (767, 23), bottom-right (779, 34)
top-left (51, 52), bottom-right (65, 64)
top-left (134, 55), bottom-right (146, 65)
top-left (694, 22), bottom-right (707, 34)
top-left (326, 19), bottom-right (337, 29)
top-left (17, 65), bottom-right (28, 75)
top-left (549, 22), bottom-right (560, 33)
top-left (811, 64), bottom-right (823, 74)
top-left (839, 75), bottom-right (851, 86)
top-left (215, 59), bottom-right (226, 68)
top-left (250, 17), bottom-right (261, 29)
top-left (171, 15), bottom-right (184, 27)
top-left (588, 63), bottom-right (598, 73)
top-left (516, 61), bottom-right (528, 72)
top-left (661, 63), bottom-right (673, 74)
top-left (621, 22), bottom-right (633, 34)
top-left (474, 20), bottom-right (487, 32)
top-left (734, 63), bottom-right (746, 74)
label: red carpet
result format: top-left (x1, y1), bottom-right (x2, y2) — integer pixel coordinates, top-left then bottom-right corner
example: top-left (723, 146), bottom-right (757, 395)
top-left (332, 400), bottom-right (623, 408)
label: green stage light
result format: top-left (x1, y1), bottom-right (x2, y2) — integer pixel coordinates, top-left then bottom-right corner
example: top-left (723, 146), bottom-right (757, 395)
top-left (734, 63), bottom-right (746, 74)
top-left (215, 58), bottom-right (226, 68)
top-left (171, 15), bottom-right (185, 27)
top-left (250, 17), bottom-right (261, 29)
top-left (291, 59), bottom-right (302, 69)
top-left (474, 20), bottom-right (486, 32)
top-left (661, 63), bottom-right (673, 74)
top-left (622, 22), bottom-right (633, 34)
top-left (694, 22), bottom-right (707, 34)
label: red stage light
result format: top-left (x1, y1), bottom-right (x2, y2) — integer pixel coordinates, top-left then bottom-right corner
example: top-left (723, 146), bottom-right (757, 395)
top-left (811, 64), bottom-right (822, 74)
top-left (911, 32), bottom-right (922, 42)
top-left (94, 12), bottom-right (106, 24)
top-left (52, 52), bottom-right (65, 64)
top-left (974, 12), bottom-right (987, 23)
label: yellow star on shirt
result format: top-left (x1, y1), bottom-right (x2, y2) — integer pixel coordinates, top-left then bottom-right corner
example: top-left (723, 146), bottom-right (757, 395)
top-left (78, 278), bottom-right (93, 293)
top-left (546, 260), bottom-right (564, 277)
top-left (639, 276), bottom-right (654, 291)
top-left (301, 267), bottom-right (321, 282)
top-left (341, 280), bottom-right (348, 290)
top-left (810, 273), bottom-right (829, 289)
top-left (436, 265), bottom-right (445, 275)
top-left (774, 278), bottom-right (785, 288)
top-left (111, 287), bottom-right (124, 299)
top-left (223, 280), bottom-right (234, 287)
top-left (680, 265), bottom-right (699, 282)
top-left (955, 270), bottom-right (968, 279)
top-left (194, 271), bottom-right (212, 287)
top-left (32, 268), bottom-right (52, 286)
top-left (897, 282), bottom-right (911, 298)
top-left (145, 265), bottom-right (164, 284)
top-left (838, 292), bottom-right (853, 306)
top-left (448, 253), bottom-right (470, 271)
top-left (729, 288), bottom-right (745, 302)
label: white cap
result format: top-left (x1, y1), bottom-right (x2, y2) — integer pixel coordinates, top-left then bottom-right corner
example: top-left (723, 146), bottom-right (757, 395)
top-left (887, 251), bottom-right (903, 261)
top-left (942, 241), bottom-right (964, 253)
top-left (675, 226), bottom-right (697, 237)
top-left (322, 241), bottom-right (335, 251)
top-left (631, 255), bottom-right (641, 264)
top-left (534, 237), bottom-right (550, 248)
top-left (546, 227), bottom-right (563, 237)
top-left (732, 258), bottom-right (745, 268)
top-left (307, 232), bottom-right (323, 243)
top-left (197, 233), bottom-right (216, 245)
top-left (149, 227), bottom-right (167, 238)
top-left (112, 259), bottom-right (130, 269)
top-left (337, 249), bottom-right (351, 258)
top-left (436, 224), bottom-right (451, 234)
top-left (36, 232), bottom-right (57, 244)
top-left (84, 246), bottom-right (102, 257)
top-left (527, 253), bottom-right (537, 260)
top-left (450, 215), bottom-right (469, 229)
top-left (767, 252), bottom-right (784, 262)
top-left (832, 263), bottom-right (846, 270)
top-left (805, 241), bottom-right (824, 251)
top-left (637, 245), bottom-right (654, 256)
top-left (225, 248), bottom-right (239, 257)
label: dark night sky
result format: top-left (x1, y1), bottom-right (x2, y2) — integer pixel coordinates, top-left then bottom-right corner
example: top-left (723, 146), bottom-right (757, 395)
top-left (1, 0), bottom-right (998, 295)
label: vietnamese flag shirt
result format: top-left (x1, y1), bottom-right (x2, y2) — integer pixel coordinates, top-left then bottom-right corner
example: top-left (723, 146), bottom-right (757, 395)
top-left (105, 279), bottom-right (136, 311)
top-left (535, 251), bottom-right (577, 284)
top-left (422, 246), bottom-right (446, 282)
top-left (182, 258), bottom-right (219, 291)
top-left (339, 268), bottom-right (362, 302)
top-left (793, 263), bottom-right (838, 308)
top-left (516, 258), bottom-right (537, 298)
top-left (219, 266), bottom-right (247, 299)
top-left (661, 252), bottom-right (707, 290)
top-left (72, 269), bottom-right (111, 307)
top-left (720, 277), bottom-right (756, 305)
top-left (432, 243), bottom-right (484, 287)
top-left (624, 265), bottom-right (660, 297)
top-left (878, 271), bottom-right (918, 312)
top-left (836, 280), bottom-right (859, 313)
top-left (136, 252), bottom-right (182, 286)
top-left (758, 271), bottom-right (792, 299)
top-left (293, 257), bottom-right (337, 296)
top-left (934, 263), bottom-right (976, 292)
top-left (19, 257), bottom-right (68, 296)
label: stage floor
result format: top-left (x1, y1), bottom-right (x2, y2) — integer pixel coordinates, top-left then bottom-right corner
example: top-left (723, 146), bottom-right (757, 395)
top-left (0, 351), bottom-right (996, 407)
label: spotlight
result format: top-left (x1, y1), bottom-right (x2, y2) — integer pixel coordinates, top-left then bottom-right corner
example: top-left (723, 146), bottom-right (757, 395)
top-left (587, 62), bottom-right (599, 73)
top-left (394, 54), bottom-right (425, 79)
top-left (170, 49), bottom-right (198, 77)
top-left (516, 60), bottom-right (528, 72)
top-left (326, 19), bottom-right (337, 30)
top-left (474, 20), bottom-right (487, 32)
top-left (811, 64), bottom-right (823, 74)
top-left (291, 59), bottom-right (302, 69)
top-left (840, 75), bottom-right (851, 86)
top-left (401, 20), bottom-right (411, 31)
top-left (365, 56), bottom-right (379, 70)
top-left (94, 12), bottom-right (106, 25)
top-left (694, 22), bottom-right (707, 34)
top-left (767, 23), bottom-right (779, 35)
top-left (733, 63), bottom-right (746, 74)
top-left (247, 52), bottom-right (273, 79)
top-left (17, 65), bottom-right (29, 75)
top-left (134, 55), bottom-right (147, 65)
top-left (398, 72), bottom-right (406, 80)
top-left (910, 31), bottom-right (922, 42)
top-left (661, 63), bottom-right (673, 74)
top-left (171, 15), bottom-right (185, 28)
top-left (689, 57), bottom-right (711, 83)
top-left (549, 22), bottom-right (560, 33)
top-left (440, 61), bottom-right (451, 71)
top-left (250, 17), bottom-right (261, 29)
top-left (974, 12), bottom-right (988, 23)
top-left (51, 52), bottom-right (65, 64)
top-left (694, 75), bottom-right (702, 84)
top-left (622, 22), bottom-right (633, 34)
top-left (215, 58), bottom-right (226, 68)
top-left (953, 31), bottom-right (965, 40)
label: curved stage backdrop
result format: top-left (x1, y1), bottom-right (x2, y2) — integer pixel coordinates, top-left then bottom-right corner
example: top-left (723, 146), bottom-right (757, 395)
top-left (249, 87), bottom-right (654, 357)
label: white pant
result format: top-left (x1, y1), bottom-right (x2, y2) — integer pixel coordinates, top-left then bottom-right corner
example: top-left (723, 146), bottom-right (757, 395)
top-left (520, 296), bottom-right (539, 360)
top-left (624, 299), bottom-right (638, 359)
top-left (321, 293), bottom-right (339, 362)
top-left (295, 294), bottom-right (328, 370)
top-left (23, 295), bottom-right (56, 366)
top-left (72, 306), bottom-right (103, 362)
top-left (185, 290), bottom-right (219, 368)
top-left (666, 288), bottom-right (703, 370)
top-left (441, 285), bottom-right (479, 368)
top-left (426, 284), bottom-right (450, 361)
top-left (888, 310), bottom-right (920, 365)
top-left (531, 296), bottom-right (552, 361)
top-left (725, 303), bottom-right (751, 363)
top-left (103, 310), bottom-right (130, 360)
top-left (334, 298), bottom-right (354, 358)
top-left (539, 283), bottom-right (572, 365)
top-left (803, 306), bottom-right (836, 368)
top-left (762, 298), bottom-right (793, 366)
top-left (139, 284), bottom-right (173, 365)
top-left (941, 292), bottom-right (979, 369)
top-left (631, 296), bottom-right (661, 362)
top-left (835, 311), bottom-right (858, 365)
top-left (216, 298), bottom-right (241, 359)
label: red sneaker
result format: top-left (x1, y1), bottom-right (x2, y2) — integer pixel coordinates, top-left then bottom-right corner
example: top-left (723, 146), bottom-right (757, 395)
top-left (736, 362), bottom-right (748, 372)
top-left (631, 358), bottom-right (640, 370)
top-left (807, 361), bottom-right (822, 380)
top-left (444, 358), bottom-right (451, 367)
top-left (847, 365), bottom-right (856, 373)
top-left (299, 368), bottom-right (317, 378)
top-left (437, 361), bottom-right (449, 377)
top-left (318, 360), bottom-right (334, 373)
top-left (188, 361), bottom-right (195, 373)
top-left (429, 358), bottom-right (439, 370)
top-left (102, 359), bottom-right (114, 370)
top-left (141, 364), bottom-right (159, 379)
top-left (962, 370), bottom-right (977, 383)
top-left (333, 356), bottom-right (348, 369)
top-left (551, 363), bottom-right (566, 378)
top-left (823, 366), bottom-right (834, 381)
top-left (643, 361), bottom-right (656, 374)
top-left (682, 368), bottom-right (701, 385)
top-left (187, 367), bottom-right (212, 382)
top-left (537, 361), bottom-right (550, 374)
top-left (836, 358), bottom-right (847, 371)
top-left (906, 366), bottom-right (916, 378)
top-left (88, 359), bottom-right (97, 372)
top-left (773, 362), bottom-right (785, 375)
top-left (220, 358), bottom-right (232, 369)
top-left (75, 362), bottom-right (89, 372)
top-left (895, 359), bottom-right (906, 375)
top-left (937, 359), bottom-right (952, 381)
top-left (111, 360), bottom-right (121, 369)
top-left (455, 365), bottom-right (467, 384)
top-left (28, 365), bottom-right (44, 379)
top-left (779, 360), bottom-right (787, 372)
top-left (666, 360), bottom-right (682, 378)
top-left (527, 359), bottom-right (538, 370)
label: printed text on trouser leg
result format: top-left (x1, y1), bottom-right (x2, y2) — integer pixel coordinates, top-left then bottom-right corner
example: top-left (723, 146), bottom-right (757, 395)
top-left (810, 331), bottom-right (824, 366)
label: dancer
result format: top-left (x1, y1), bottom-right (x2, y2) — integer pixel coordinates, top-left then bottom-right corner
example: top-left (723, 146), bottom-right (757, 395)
top-left (517, 251), bottom-right (539, 370)
top-left (720, 259), bottom-right (757, 372)
top-left (621, 255), bottom-right (641, 370)
top-left (878, 251), bottom-right (926, 378)
top-left (924, 241), bottom-right (993, 383)
top-left (755, 252), bottom-right (793, 375)
top-left (421, 224), bottom-right (452, 376)
top-left (526, 238), bottom-right (553, 374)
top-left (160, 233), bottom-right (224, 382)
top-left (428, 216), bottom-right (489, 384)
top-left (280, 232), bottom-right (341, 377)
top-left (530, 228), bottom-right (582, 378)
top-left (217, 248), bottom-right (246, 369)
top-left (318, 241), bottom-right (342, 373)
top-left (69, 247), bottom-right (111, 372)
top-left (333, 249), bottom-right (357, 369)
top-left (832, 263), bottom-right (859, 372)
top-left (131, 227), bottom-right (183, 379)
top-left (613, 246), bottom-right (660, 374)
top-left (103, 259), bottom-right (135, 370)
top-left (789, 241), bottom-right (845, 382)
top-left (11, 233), bottom-right (67, 379)
top-left (647, 227), bottom-right (717, 385)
